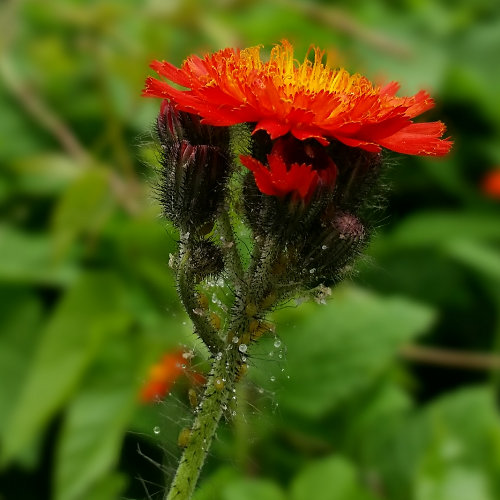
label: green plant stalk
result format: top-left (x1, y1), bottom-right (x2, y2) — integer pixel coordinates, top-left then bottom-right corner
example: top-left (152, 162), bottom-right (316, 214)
top-left (165, 348), bottom-right (239, 500)
top-left (177, 235), bottom-right (224, 354)
top-left (166, 224), bottom-right (279, 499)
top-left (217, 210), bottom-right (244, 295)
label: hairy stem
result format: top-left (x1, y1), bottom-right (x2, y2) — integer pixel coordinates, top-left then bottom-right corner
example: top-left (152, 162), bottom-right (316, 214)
top-left (167, 228), bottom-right (280, 499)
top-left (165, 348), bottom-right (240, 500)
top-left (177, 235), bottom-right (224, 354)
top-left (217, 210), bottom-right (244, 295)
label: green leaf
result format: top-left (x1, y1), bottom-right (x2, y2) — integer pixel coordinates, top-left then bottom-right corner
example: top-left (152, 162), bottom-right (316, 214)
top-left (387, 212), bottom-right (500, 249)
top-left (0, 225), bottom-right (79, 286)
top-left (82, 473), bottom-right (127, 500)
top-left (10, 153), bottom-right (80, 196)
top-left (0, 289), bottom-right (42, 431)
top-left (445, 240), bottom-right (500, 282)
top-left (291, 456), bottom-right (376, 500)
top-left (417, 466), bottom-right (493, 500)
top-left (193, 467), bottom-right (240, 500)
top-left (367, 387), bottom-right (500, 500)
top-left (54, 337), bottom-right (139, 500)
top-left (1, 272), bottom-right (132, 465)
top-left (222, 478), bottom-right (286, 500)
top-left (414, 387), bottom-right (500, 500)
top-left (253, 286), bottom-right (435, 419)
top-left (51, 166), bottom-right (115, 259)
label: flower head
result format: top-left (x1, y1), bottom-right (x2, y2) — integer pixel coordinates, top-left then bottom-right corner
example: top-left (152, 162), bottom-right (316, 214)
top-left (481, 169), bottom-right (500, 199)
top-left (143, 40), bottom-right (452, 156)
top-left (139, 350), bottom-right (204, 403)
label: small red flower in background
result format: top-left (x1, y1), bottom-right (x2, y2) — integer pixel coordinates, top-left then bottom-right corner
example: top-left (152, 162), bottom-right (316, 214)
top-left (139, 350), bottom-right (205, 403)
top-left (481, 169), bottom-right (500, 199)
top-left (143, 40), bottom-right (452, 156)
top-left (240, 136), bottom-right (337, 201)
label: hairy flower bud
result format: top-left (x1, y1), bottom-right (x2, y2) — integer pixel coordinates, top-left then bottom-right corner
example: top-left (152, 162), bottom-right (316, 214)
top-left (157, 101), bottom-right (232, 234)
top-left (297, 211), bottom-right (366, 288)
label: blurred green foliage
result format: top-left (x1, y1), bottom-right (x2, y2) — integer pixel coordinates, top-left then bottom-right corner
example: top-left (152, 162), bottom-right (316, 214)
top-left (1, 0), bottom-right (500, 499)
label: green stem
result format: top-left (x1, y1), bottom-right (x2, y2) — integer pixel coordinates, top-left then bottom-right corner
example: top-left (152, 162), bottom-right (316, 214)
top-left (177, 234), bottom-right (224, 354)
top-left (165, 348), bottom-right (240, 500)
top-left (167, 231), bottom-right (281, 499)
top-left (217, 210), bottom-right (244, 294)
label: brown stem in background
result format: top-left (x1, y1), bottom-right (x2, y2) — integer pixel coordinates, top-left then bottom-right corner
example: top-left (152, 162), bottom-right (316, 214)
top-left (0, 58), bottom-right (89, 163)
top-left (401, 344), bottom-right (500, 371)
top-left (279, 0), bottom-right (412, 58)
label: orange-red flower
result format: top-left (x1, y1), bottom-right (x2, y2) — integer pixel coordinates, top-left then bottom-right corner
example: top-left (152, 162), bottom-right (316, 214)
top-left (139, 350), bottom-right (204, 403)
top-left (143, 40), bottom-right (452, 156)
top-left (240, 136), bottom-right (337, 201)
top-left (481, 169), bottom-right (500, 199)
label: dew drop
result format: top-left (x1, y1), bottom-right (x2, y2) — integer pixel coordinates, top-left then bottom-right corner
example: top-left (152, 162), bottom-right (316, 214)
top-left (232, 336), bottom-right (239, 344)
top-left (238, 343), bottom-right (248, 353)
top-left (153, 426), bottom-right (160, 435)
top-left (321, 245), bottom-right (328, 250)
top-left (270, 376), bottom-right (276, 382)
top-left (309, 268), bottom-right (316, 274)
top-left (273, 339), bottom-right (281, 348)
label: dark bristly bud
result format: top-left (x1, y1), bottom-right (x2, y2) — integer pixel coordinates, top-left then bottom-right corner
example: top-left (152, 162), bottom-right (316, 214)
top-left (157, 100), bottom-right (232, 234)
top-left (300, 211), bottom-right (366, 288)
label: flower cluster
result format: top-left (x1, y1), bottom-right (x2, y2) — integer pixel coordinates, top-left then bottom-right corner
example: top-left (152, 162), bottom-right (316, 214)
top-left (143, 40), bottom-right (452, 499)
top-left (144, 38), bottom-right (452, 304)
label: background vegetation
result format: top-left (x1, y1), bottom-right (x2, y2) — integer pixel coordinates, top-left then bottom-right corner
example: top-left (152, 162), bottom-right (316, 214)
top-left (1, 0), bottom-right (500, 499)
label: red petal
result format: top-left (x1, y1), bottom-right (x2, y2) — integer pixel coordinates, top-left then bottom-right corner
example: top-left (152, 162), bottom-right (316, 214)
top-left (253, 119), bottom-right (291, 139)
top-left (380, 81), bottom-right (400, 96)
top-left (333, 135), bottom-right (382, 152)
top-left (405, 90), bottom-right (435, 117)
top-left (378, 122), bottom-right (452, 156)
top-left (150, 60), bottom-right (192, 88)
top-left (240, 156), bottom-right (278, 196)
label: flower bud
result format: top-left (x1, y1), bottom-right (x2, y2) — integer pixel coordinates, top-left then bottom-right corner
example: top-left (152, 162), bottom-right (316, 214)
top-left (157, 101), bottom-right (232, 233)
top-left (301, 211), bottom-right (366, 287)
